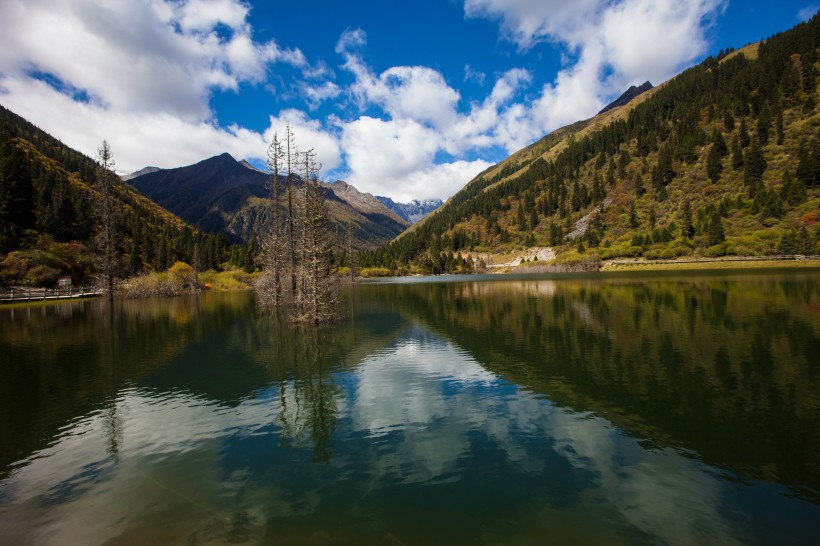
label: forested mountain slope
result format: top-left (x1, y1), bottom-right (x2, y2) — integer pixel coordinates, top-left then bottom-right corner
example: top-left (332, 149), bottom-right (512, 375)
top-left (361, 16), bottom-right (820, 273)
top-left (129, 154), bottom-right (408, 250)
top-left (0, 105), bottom-right (251, 285)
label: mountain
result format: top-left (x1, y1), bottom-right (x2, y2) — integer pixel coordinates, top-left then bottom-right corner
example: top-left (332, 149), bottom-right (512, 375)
top-left (375, 196), bottom-right (443, 224)
top-left (121, 166), bottom-right (162, 181)
top-left (597, 81), bottom-right (653, 115)
top-left (0, 104), bottom-right (246, 285)
top-left (129, 154), bottom-right (408, 250)
top-left (360, 16), bottom-right (820, 274)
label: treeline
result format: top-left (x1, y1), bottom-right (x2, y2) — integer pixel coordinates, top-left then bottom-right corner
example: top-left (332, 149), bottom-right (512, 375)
top-left (361, 14), bottom-right (820, 271)
top-left (0, 105), bottom-right (257, 286)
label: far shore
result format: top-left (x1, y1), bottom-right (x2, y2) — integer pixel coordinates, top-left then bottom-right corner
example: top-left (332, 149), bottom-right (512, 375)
top-left (598, 256), bottom-right (820, 272)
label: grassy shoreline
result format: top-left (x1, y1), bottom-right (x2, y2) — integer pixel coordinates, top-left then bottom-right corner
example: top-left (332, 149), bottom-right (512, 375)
top-left (599, 258), bottom-right (820, 271)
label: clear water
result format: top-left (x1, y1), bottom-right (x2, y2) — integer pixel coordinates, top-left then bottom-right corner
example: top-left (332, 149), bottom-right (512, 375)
top-left (1, 270), bottom-right (819, 545)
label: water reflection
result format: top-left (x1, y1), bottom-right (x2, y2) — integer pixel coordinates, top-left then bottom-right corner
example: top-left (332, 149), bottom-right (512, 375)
top-left (366, 272), bottom-right (820, 497)
top-left (0, 272), bottom-right (818, 544)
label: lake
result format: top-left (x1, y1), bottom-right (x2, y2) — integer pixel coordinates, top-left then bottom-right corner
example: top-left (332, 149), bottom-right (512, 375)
top-left (1, 270), bottom-right (819, 545)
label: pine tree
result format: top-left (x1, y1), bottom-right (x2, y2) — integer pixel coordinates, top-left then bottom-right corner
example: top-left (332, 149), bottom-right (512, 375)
top-left (739, 118), bottom-right (750, 148)
top-left (0, 140), bottom-right (35, 252)
top-left (781, 170), bottom-right (807, 205)
top-left (708, 212), bottom-right (725, 247)
top-left (775, 102), bottom-right (785, 145)
top-left (723, 110), bottom-right (735, 131)
top-left (706, 130), bottom-right (727, 183)
top-left (744, 137), bottom-right (767, 197)
top-left (95, 140), bottom-right (117, 301)
top-left (757, 101), bottom-right (771, 145)
top-left (731, 134), bottom-right (744, 170)
top-left (796, 142), bottom-right (814, 187)
top-left (681, 199), bottom-right (694, 239)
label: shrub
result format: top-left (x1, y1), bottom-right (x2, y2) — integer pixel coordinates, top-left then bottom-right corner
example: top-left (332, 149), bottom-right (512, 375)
top-left (169, 261), bottom-right (196, 289)
top-left (359, 267), bottom-right (391, 277)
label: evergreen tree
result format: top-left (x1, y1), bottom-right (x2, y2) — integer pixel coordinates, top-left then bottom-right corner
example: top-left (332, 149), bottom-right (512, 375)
top-left (731, 134), bottom-right (744, 170)
top-left (95, 140), bottom-right (117, 301)
top-left (779, 229), bottom-right (797, 254)
top-left (743, 137), bottom-right (767, 196)
top-left (723, 110), bottom-right (735, 132)
top-left (739, 118), bottom-right (750, 148)
top-left (706, 130), bottom-right (727, 183)
top-left (775, 102), bottom-right (785, 145)
top-left (0, 140), bottom-right (35, 252)
top-left (757, 101), bottom-right (771, 145)
top-left (629, 202), bottom-right (639, 229)
top-left (681, 199), bottom-right (695, 239)
top-left (708, 213), bottom-right (725, 246)
top-left (781, 170), bottom-right (807, 205)
top-left (796, 142), bottom-right (814, 187)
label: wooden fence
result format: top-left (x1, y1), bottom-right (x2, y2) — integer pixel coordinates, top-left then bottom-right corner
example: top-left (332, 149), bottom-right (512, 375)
top-left (0, 286), bottom-right (105, 303)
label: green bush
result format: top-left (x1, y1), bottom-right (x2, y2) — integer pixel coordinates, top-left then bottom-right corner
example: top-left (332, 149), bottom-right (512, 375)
top-left (359, 267), bottom-right (391, 277)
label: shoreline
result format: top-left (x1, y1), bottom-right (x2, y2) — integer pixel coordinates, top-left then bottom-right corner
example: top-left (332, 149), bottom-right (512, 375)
top-left (599, 256), bottom-right (820, 271)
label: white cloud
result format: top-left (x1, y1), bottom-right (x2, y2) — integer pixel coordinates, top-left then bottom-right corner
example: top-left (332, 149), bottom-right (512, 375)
top-left (174, 0), bottom-right (250, 32)
top-left (0, 0), bottom-right (311, 120)
top-left (0, 0), bottom-right (320, 168)
top-left (0, 0), bottom-right (728, 203)
top-left (262, 109), bottom-right (342, 172)
top-left (464, 0), bottom-right (602, 50)
top-left (464, 64), bottom-right (487, 86)
top-left (334, 31), bottom-right (525, 199)
top-left (798, 5), bottom-right (819, 22)
top-left (338, 35), bottom-right (461, 130)
top-left (465, 0), bottom-right (726, 134)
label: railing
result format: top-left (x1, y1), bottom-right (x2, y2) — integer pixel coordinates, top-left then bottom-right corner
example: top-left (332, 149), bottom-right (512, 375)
top-left (0, 286), bottom-right (105, 303)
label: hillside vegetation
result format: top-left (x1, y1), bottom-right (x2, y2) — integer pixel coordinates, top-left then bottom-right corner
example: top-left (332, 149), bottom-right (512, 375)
top-left (0, 105), bottom-right (257, 286)
top-left (360, 16), bottom-right (820, 274)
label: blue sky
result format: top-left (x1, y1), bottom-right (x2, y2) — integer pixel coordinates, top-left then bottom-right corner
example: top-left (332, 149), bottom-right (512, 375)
top-left (0, 0), bottom-right (816, 202)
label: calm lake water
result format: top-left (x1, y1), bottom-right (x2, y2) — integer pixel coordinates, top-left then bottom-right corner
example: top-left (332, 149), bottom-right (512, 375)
top-left (1, 270), bottom-right (819, 545)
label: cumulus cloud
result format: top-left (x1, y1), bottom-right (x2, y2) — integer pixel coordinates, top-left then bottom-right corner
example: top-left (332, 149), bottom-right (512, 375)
top-left (334, 31), bottom-right (528, 199)
top-left (0, 0), bottom-right (319, 173)
top-left (340, 116), bottom-right (491, 201)
top-left (466, 0), bottom-right (726, 131)
top-left (262, 109), bottom-right (342, 172)
top-left (0, 0), bottom-right (728, 202)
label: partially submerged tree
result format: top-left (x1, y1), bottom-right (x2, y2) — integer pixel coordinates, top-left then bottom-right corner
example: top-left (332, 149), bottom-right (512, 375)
top-left (293, 148), bottom-right (338, 324)
top-left (256, 131), bottom-right (339, 323)
top-left (258, 132), bottom-right (285, 307)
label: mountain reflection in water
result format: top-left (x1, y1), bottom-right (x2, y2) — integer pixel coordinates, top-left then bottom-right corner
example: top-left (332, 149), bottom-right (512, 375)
top-left (0, 271), bottom-right (818, 545)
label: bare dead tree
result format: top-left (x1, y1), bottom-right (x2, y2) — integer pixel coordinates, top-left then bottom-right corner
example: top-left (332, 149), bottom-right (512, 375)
top-left (293, 149), bottom-right (338, 324)
top-left (95, 140), bottom-right (117, 301)
top-left (257, 132), bottom-right (285, 308)
top-left (284, 125), bottom-right (298, 293)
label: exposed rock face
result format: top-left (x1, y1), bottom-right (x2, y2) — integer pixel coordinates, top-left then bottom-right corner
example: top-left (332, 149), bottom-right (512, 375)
top-left (121, 166), bottom-right (162, 181)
